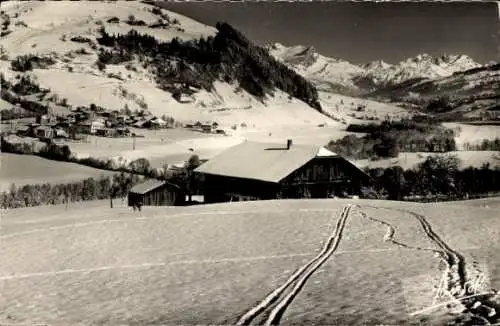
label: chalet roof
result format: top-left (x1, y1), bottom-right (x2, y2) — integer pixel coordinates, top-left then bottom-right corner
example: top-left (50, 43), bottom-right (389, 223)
top-left (21, 93), bottom-right (45, 102)
top-left (133, 120), bottom-right (146, 127)
top-left (129, 179), bottom-right (179, 195)
top-left (151, 119), bottom-right (166, 126)
top-left (194, 141), bottom-right (345, 183)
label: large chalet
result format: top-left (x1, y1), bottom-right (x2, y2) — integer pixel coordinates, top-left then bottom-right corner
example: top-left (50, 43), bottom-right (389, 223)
top-left (194, 139), bottom-right (370, 203)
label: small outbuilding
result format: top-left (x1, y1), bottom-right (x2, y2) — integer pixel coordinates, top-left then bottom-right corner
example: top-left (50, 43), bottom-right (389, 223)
top-left (128, 179), bottom-right (185, 207)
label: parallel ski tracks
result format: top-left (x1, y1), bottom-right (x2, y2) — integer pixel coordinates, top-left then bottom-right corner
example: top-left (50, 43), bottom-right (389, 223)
top-left (236, 204), bottom-right (353, 326)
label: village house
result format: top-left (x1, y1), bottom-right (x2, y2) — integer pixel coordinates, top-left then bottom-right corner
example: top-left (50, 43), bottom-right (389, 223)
top-left (132, 120), bottom-right (147, 129)
top-left (25, 123), bottom-right (40, 137)
top-left (36, 114), bottom-right (57, 126)
top-left (73, 117), bottom-right (104, 135)
top-left (201, 124), bottom-right (214, 133)
top-left (194, 140), bottom-right (371, 203)
top-left (90, 118), bottom-right (106, 134)
top-left (132, 115), bottom-right (156, 129)
top-left (16, 125), bottom-right (30, 137)
top-left (34, 125), bottom-right (55, 140)
top-left (96, 128), bottom-right (116, 137)
top-left (150, 117), bottom-right (167, 128)
top-left (116, 114), bottom-right (129, 123)
top-left (74, 121), bottom-right (91, 135)
top-left (116, 127), bottom-right (130, 137)
top-left (54, 128), bottom-right (69, 139)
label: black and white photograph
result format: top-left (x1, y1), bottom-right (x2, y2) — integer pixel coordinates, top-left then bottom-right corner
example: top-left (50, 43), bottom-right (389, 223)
top-left (0, 0), bottom-right (499, 325)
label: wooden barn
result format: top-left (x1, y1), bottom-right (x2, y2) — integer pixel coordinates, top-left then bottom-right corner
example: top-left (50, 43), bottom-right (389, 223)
top-left (194, 140), bottom-right (370, 204)
top-left (128, 179), bottom-right (185, 207)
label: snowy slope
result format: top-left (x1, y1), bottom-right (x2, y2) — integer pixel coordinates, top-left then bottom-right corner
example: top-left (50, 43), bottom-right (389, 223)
top-left (1, 1), bottom-right (216, 57)
top-left (0, 1), bottom-right (335, 130)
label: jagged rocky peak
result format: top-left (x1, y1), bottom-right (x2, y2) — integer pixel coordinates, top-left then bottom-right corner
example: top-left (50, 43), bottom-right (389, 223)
top-left (362, 60), bottom-right (392, 70)
top-left (267, 42), bottom-right (318, 65)
top-left (403, 53), bottom-right (479, 67)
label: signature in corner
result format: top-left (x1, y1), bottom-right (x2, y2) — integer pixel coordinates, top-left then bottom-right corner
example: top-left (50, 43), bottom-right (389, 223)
top-left (432, 274), bottom-right (487, 305)
top-left (408, 270), bottom-right (500, 318)
top-left (434, 273), bottom-right (488, 304)
top-left (407, 274), bottom-right (493, 317)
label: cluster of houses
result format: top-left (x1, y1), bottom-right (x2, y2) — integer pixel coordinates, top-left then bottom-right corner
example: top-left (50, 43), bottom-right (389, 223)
top-left (184, 121), bottom-right (226, 135)
top-left (13, 106), bottom-right (177, 142)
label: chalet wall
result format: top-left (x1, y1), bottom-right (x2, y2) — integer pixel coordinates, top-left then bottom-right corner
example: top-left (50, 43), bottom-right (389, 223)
top-left (279, 157), bottom-right (367, 198)
top-left (203, 174), bottom-right (279, 203)
top-left (128, 185), bottom-right (185, 206)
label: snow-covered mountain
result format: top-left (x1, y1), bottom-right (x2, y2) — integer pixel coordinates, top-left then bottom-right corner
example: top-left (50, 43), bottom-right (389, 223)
top-left (267, 42), bottom-right (483, 94)
top-left (267, 43), bottom-right (365, 95)
top-left (369, 62), bottom-right (500, 120)
top-left (359, 53), bottom-right (482, 88)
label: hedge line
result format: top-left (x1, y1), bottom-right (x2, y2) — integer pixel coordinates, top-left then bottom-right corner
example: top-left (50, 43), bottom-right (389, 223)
top-left (1, 173), bottom-right (143, 209)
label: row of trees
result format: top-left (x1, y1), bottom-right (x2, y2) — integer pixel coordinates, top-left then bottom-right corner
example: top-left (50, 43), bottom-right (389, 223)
top-left (365, 155), bottom-right (500, 201)
top-left (0, 154), bottom-right (202, 210)
top-left (95, 23), bottom-right (322, 112)
top-left (463, 138), bottom-right (500, 151)
top-left (1, 135), bottom-right (204, 208)
top-left (1, 73), bottom-right (51, 117)
top-left (1, 173), bottom-right (143, 209)
top-left (11, 54), bottom-right (56, 72)
top-left (1, 107), bottom-right (37, 120)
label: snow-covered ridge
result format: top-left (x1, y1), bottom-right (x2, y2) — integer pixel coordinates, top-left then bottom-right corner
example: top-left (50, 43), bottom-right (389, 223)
top-left (1, 0), bottom-right (217, 57)
top-left (267, 42), bottom-right (483, 93)
top-left (363, 52), bottom-right (481, 87)
top-left (266, 43), bottom-right (365, 94)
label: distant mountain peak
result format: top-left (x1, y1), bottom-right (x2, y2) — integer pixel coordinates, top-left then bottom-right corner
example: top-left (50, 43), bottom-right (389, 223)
top-left (362, 60), bottom-right (391, 70)
top-left (402, 53), bottom-right (478, 67)
top-left (266, 42), bottom-right (319, 67)
top-left (268, 43), bottom-right (483, 94)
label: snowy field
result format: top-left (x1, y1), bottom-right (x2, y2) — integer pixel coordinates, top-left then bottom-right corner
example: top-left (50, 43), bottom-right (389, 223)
top-left (0, 153), bottom-right (116, 191)
top-left (1, 198), bottom-right (499, 325)
top-left (443, 123), bottom-right (500, 149)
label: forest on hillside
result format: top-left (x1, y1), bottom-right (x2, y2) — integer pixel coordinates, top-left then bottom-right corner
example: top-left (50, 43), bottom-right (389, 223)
top-left (95, 22), bottom-right (322, 112)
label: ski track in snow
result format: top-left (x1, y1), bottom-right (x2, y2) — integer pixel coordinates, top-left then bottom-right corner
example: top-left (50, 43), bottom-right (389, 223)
top-left (236, 205), bottom-right (353, 326)
top-left (2, 202), bottom-right (499, 324)
top-left (356, 205), bottom-right (499, 325)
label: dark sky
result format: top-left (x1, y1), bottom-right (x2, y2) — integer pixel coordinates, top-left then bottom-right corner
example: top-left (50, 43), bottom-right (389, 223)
top-left (160, 1), bottom-right (499, 65)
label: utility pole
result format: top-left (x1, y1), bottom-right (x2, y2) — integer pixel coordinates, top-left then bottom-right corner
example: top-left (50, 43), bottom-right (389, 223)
top-left (132, 134), bottom-right (136, 150)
